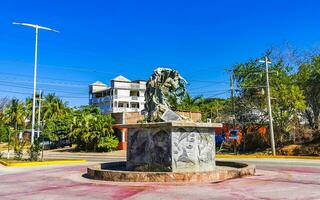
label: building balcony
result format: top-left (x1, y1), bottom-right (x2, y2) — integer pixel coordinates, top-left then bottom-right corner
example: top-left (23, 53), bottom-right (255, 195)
top-left (113, 95), bottom-right (144, 101)
top-left (91, 96), bottom-right (112, 104)
top-left (113, 82), bottom-right (146, 90)
top-left (112, 107), bottom-right (141, 113)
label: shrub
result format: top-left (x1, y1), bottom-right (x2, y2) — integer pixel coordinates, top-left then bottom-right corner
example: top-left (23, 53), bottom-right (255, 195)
top-left (28, 139), bottom-right (42, 161)
top-left (98, 135), bottom-right (119, 152)
top-left (243, 130), bottom-right (269, 152)
top-left (0, 126), bottom-right (10, 143)
top-left (14, 139), bottom-right (26, 160)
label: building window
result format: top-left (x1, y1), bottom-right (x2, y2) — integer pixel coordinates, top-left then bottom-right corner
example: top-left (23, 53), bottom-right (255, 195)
top-left (118, 102), bottom-right (129, 108)
top-left (130, 90), bottom-right (139, 97)
top-left (131, 102), bottom-right (139, 108)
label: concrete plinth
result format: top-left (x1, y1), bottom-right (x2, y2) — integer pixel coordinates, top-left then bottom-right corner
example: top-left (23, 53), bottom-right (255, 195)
top-left (119, 122), bottom-right (222, 172)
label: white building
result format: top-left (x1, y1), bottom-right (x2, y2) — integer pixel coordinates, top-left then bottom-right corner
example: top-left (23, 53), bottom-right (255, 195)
top-left (89, 75), bottom-right (146, 114)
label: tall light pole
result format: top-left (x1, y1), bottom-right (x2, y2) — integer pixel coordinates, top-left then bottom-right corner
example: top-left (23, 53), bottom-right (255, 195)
top-left (13, 22), bottom-right (59, 144)
top-left (259, 56), bottom-right (276, 156)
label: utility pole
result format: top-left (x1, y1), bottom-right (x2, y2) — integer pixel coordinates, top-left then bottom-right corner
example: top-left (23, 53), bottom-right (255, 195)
top-left (230, 74), bottom-right (236, 128)
top-left (13, 22), bottom-right (59, 144)
top-left (259, 56), bottom-right (276, 156)
top-left (7, 131), bottom-right (11, 159)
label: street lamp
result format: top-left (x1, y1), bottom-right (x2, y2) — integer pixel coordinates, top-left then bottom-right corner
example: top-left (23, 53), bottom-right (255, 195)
top-left (13, 22), bottom-right (59, 144)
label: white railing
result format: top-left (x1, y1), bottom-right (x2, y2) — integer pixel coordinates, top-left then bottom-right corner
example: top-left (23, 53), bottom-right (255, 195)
top-left (112, 107), bottom-right (141, 113)
top-left (91, 96), bottom-right (112, 104)
top-left (113, 82), bottom-right (146, 90)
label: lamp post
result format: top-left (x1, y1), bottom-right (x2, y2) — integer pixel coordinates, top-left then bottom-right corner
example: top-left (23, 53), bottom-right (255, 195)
top-left (13, 22), bottom-right (58, 144)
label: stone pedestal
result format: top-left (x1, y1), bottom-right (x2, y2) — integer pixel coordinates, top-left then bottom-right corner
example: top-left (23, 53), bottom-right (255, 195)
top-left (120, 122), bottom-right (222, 172)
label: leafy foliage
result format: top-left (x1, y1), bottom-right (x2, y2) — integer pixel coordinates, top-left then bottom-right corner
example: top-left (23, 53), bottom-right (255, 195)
top-left (168, 92), bottom-right (232, 123)
top-left (14, 138), bottom-right (26, 160)
top-left (296, 56), bottom-right (320, 129)
top-left (69, 106), bottom-right (115, 152)
top-left (3, 99), bottom-right (26, 129)
top-left (97, 135), bottom-right (119, 152)
top-left (233, 53), bottom-right (306, 145)
top-left (43, 112), bottom-right (73, 142)
top-left (0, 94), bottom-right (117, 155)
top-left (28, 139), bottom-right (42, 161)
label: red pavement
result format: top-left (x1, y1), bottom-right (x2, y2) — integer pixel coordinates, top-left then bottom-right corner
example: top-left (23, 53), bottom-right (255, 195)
top-left (0, 163), bottom-right (320, 200)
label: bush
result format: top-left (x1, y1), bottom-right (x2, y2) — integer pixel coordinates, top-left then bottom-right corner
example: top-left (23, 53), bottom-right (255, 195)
top-left (14, 140), bottom-right (25, 160)
top-left (28, 139), bottom-right (42, 161)
top-left (98, 135), bottom-right (119, 152)
top-left (243, 131), bottom-right (269, 152)
top-left (14, 148), bottom-right (23, 160)
top-left (0, 126), bottom-right (9, 143)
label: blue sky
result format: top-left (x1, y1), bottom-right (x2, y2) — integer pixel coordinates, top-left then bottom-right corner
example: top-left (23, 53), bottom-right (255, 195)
top-left (0, 0), bottom-right (320, 106)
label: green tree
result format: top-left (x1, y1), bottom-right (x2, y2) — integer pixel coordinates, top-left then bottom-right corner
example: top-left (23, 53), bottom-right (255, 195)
top-left (42, 93), bottom-right (68, 120)
top-left (177, 93), bottom-right (204, 112)
top-left (3, 99), bottom-right (26, 157)
top-left (43, 112), bottom-right (73, 142)
top-left (200, 98), bottom-right (231, 122)
top-left (3, 99), bottom-right (26, 130)
top-left (233, 55), bottom-right (306, 145)
top-left (296, 55), bottom-right (320, 129)
top-left (69, 106), bottom-right (115, 152)
top-left (0, 98), bottom-right (10, 142)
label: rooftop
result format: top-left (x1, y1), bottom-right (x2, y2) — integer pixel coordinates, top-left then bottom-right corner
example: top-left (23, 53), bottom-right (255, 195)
top-left (112, 75), bottom-right (131, 82)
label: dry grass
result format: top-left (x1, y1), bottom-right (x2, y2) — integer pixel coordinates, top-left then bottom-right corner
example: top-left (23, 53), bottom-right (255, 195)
top-left (0, 143), bottom-right (8, 151)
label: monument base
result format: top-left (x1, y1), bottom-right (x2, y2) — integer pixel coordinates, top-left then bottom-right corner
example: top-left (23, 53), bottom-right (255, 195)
top-left (119, 121), bottom-right (222, 172)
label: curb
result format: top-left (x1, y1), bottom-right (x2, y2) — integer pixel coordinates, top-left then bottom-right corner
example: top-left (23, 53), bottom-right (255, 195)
top-left (0, 159), bottom-right (86, 167)
top-left (0, 159), bottom-right (9, 166)
top-left (216, 154), bottom-right (320, 160)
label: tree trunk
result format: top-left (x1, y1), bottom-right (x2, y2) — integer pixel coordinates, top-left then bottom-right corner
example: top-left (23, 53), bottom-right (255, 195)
top-left (314, 112), bottom-right (319, 130)
top-left (93, 142), bottom-right (97, 152)
top-left (305, 109), bottom-right (315, 129)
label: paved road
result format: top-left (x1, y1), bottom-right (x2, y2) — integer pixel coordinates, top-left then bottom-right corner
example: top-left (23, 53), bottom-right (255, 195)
top-left (1, 153), bottom-right (320, 200)
top-left (43, 151), bottom-right (320, 166)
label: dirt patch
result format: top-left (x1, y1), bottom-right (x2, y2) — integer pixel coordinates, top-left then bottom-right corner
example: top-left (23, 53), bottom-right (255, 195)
top-left (279, 144), bottom-right (320, 156)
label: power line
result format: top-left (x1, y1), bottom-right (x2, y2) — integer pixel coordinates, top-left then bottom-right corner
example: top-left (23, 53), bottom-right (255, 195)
top-left (189, 89), bottom-right (230, 94)
top-left (188, 79), bottom-right (229, 84)
top-left (1, 83), bottom-right (88, 96)
top-left (0, 72), bottom-right (90, 84)
top-left (206, 91), bottom-right (229, 98)
top-left (0, 78), bottom-right (86, 88)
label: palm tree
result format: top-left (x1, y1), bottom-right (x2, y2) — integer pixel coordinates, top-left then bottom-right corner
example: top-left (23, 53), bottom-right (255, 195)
top-left (178, 93), bottom-right (204, 112)
top-left (42, 93), bottom-right (68, 120)
top-left (3, 99), bottom-right (26, 158)
top-left (25, 97), bottom-right (33, 120)
top-left (4, 99), bottom-right (26, 130)
top-left (69, 109), bottom-right (114, 152)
